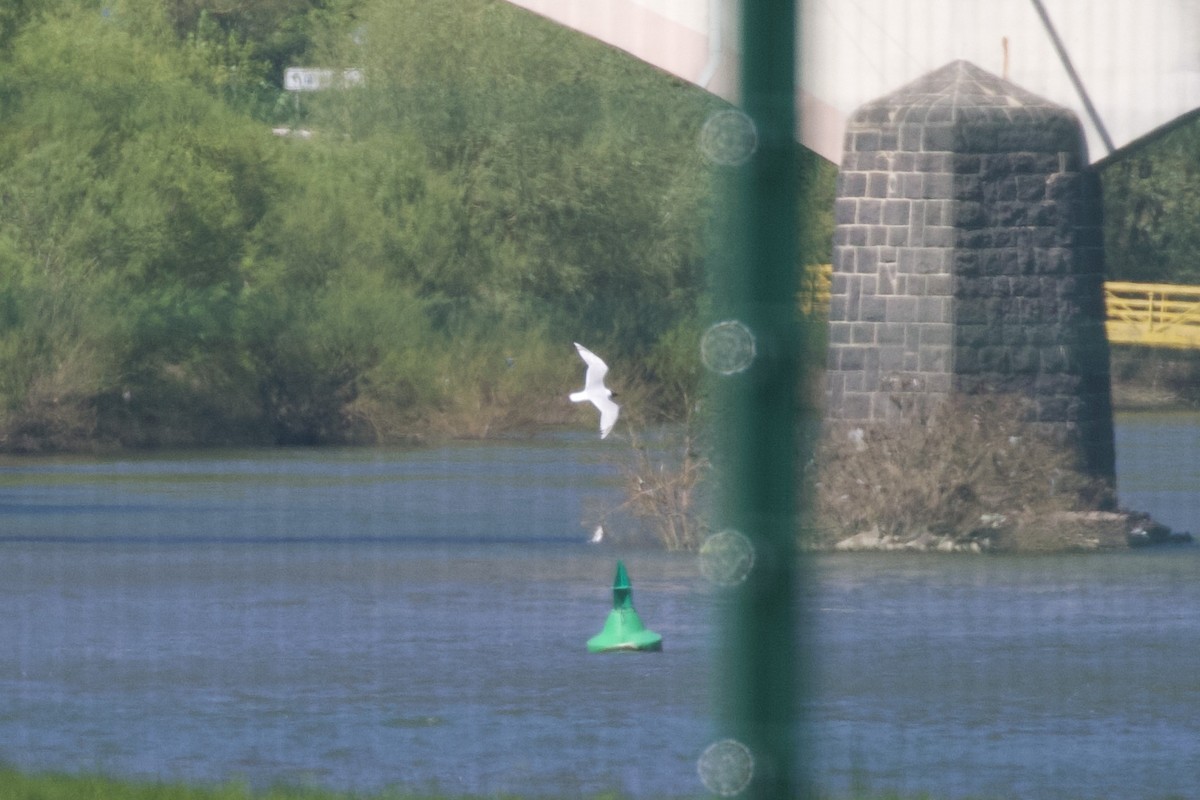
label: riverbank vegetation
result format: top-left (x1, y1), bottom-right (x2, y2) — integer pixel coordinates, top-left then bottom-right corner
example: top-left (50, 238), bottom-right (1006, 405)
top-left (0, 767), bottom-right (637, 800)
top-left (1101, 113), bottom-right (1200, 286)
top-left (1100, 112), bottom-right (1200, 410)
top-left (6, 0), bottom-right (1200, 454)
top-left (0, 766), bottom-right (989, 800)
top-left (0, 0), bottom-right (837, 452)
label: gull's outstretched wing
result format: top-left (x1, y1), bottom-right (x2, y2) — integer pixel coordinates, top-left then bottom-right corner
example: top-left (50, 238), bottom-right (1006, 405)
top-left (570, 343), bottom-right (619, 438)
top-left (595, 395), bottom-right (619, 439)
top-left (574, 342), bottom-right (609, 391)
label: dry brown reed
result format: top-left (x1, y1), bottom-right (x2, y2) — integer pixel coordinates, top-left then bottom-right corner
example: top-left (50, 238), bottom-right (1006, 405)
top-left (808, 395), bottom-right (1115, 547)
top-left (614, 411), bottom-right (711, 551)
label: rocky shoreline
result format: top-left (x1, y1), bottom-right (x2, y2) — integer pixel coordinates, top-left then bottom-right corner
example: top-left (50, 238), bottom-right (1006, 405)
top-left (829, 510), bottom-right (1194, 554)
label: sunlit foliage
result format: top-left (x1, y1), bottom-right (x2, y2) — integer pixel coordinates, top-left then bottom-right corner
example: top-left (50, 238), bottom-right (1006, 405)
top-left (0, 0), bottom-right (836, 449)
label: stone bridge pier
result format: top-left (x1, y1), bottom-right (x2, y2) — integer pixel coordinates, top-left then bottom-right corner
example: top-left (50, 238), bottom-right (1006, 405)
top-left (825, 60), bottom-right (1115, 480)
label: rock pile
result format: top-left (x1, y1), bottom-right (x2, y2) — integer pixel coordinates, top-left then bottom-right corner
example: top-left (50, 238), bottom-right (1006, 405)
top-left (831, 510), bottom-right (1191, 554)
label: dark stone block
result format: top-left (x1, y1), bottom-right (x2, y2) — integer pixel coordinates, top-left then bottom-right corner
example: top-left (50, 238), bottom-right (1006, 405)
top-left (828, 297), bottom-right (848, 324)
top-left (833, 249), bottom-right (855, 273)
top-left (886, 296), bottom-right (919, 323)
top-left (925, 274), bottom-right (953, 296)
top-left (856, 247), bottom-right (880, 274)
top-left (922, 123), bottom-right (958, 151)
top-left (842, 226), bottom-right (871, 246)
top-left (954, 201), bottom-right (986, 228)
top-left (1016, 175), bottom-right (1047, 202)
top-left (883, 200), bottom-right (911, 225)
top-left (957, 123), bottom-right (998, 152)
top-left (982, 154), bottom-right (1015, 179)
top-left (839, 346), bottom-right (868, 371)
top-left (920, 323), bottom-right (953, 346)
top-left (841, 393), bottom-right (872, 420)
top-left (923, 226), bottom-right (955, 248)
top-left (828, 321), bottom-right (852, 344)
top-left (922, 172), bottom-right (955, 199)
top-left (982, 249), bottom-right (1018, 276)
top-left (878, 346), bottom-right (907, 372)
top-left (918, 152), bottom-right (954, 172)
top-left (955, 324), bottom-right (989, 347)
top-left (918, 296), bottom-right (950, 323)
top-left (846, 273), bottom-right (863, 305)
top-left (851, 323), bottom-right (877, 344)
top-left (878, 323), bottom-right (907, 346)
top-left (838, 171), bottom-right (867, 197)
top-left (1039, 345), bottom-right (1071, 373)
top-left (955, 298), bottom-right (988, 325)
top-left (887, 226), bottom-right (909, 247)
top-left (954, 174), bottom-right (984, 201)
top-left (924, 105), bottom-right (956, 124)
top-left (994, 201), bottom-right (1033, 227)
top-left (953, 346), bottom-right (979, 373)
top-left (834, 198), bottom-right (858, 225)
top-left (878, 264), bottom-right (897, 295)
top-left (1011, 275), bottom-right (1041, 296)
top-left (899, 173), bottom-right (925, 198)
top-left (956, 229), bottom-right (992, 250)
top-left (858, 198), bottom-right (882, 224)
top-left (853, 130), bottom-right (881, 152)
top-left (922, 248), bottom-right (950, 275)
top-left (867, 171), bottom-right (890, 198)
top-left (919, 346), bottom-right (950, 373)
top-left (954, 153), bottom-right (983, 174)
top-left (986, 176), bottom-right (1019, 203)
top-left (924, 200), bottom-right (951, 226)
top-left (860, 296), bottom-right (887, 322)
top-left (1032, 201), bottom-right (1059, 227)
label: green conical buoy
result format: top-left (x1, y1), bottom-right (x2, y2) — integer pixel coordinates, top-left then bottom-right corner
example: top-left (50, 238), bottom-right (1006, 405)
top-left (587, 560), bottom-right (662, 653)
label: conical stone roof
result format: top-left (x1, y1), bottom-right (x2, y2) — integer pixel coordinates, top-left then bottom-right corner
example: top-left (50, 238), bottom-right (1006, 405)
top-left (845, 60), bottom-right (1086, 155)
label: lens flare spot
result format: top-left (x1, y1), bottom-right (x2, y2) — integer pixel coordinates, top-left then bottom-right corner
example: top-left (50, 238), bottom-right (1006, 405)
top-left (700, 109), bottom-right (758, 166)
top-left (699, 529), bottom-right (756, 587)
top-left (697, 738), bottom-right (755, 796)
top-left (701, 320), bottom-right (756, 375)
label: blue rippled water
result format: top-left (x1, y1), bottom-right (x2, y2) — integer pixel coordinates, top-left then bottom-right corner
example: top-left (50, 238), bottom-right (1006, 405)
top-left (1, 419), bottom-right (1198, 798)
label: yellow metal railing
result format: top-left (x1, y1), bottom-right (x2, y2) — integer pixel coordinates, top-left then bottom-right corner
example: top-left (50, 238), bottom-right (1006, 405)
top-left (1104, 281), bottom-right (1200, 349)
top-left (806, 269), bottom-right (1200, 350)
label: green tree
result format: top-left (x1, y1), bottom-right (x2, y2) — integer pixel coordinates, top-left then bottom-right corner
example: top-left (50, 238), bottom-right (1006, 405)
top-left (1102, 116), bottom-right (1200, 284)
top-left (0, 5), bottom-right (275, 445)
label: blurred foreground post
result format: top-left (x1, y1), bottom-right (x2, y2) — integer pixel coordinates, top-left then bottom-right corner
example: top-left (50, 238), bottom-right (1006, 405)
top-left (702, 0), bottom-right (810, 796)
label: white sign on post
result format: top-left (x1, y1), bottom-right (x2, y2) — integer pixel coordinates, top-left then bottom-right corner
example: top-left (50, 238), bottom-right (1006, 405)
top-left (284, 68), bottom-right (364, 92)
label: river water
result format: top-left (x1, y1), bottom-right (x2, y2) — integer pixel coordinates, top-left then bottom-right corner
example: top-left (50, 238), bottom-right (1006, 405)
top-left (1, 414), bottom-right (1198, 799)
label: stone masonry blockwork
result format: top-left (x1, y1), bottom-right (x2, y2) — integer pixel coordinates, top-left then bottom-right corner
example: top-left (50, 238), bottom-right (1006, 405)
top-left (825, 61), bottom-right (1115, 478)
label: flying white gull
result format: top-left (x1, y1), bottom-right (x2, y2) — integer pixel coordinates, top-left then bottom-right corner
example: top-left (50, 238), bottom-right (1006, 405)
top-left (570, 342), bottom-right (619, 439)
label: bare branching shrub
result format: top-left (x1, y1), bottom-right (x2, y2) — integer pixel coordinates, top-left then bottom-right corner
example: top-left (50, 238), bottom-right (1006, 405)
top-left (611, 408), bottom-right (711, 551)
top-left (810, 395), bottom-right (1114, 546)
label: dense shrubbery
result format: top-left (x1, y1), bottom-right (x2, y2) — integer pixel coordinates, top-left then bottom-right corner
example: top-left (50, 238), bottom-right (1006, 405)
top-left (1101, 116), bottom-right (1200, 285)
top-left (0, 0), bottom-right (837, 450)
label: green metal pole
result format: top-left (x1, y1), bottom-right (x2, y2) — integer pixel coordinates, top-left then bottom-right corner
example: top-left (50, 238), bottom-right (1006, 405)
top-left (702, 0), bottom-right (808, 797)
